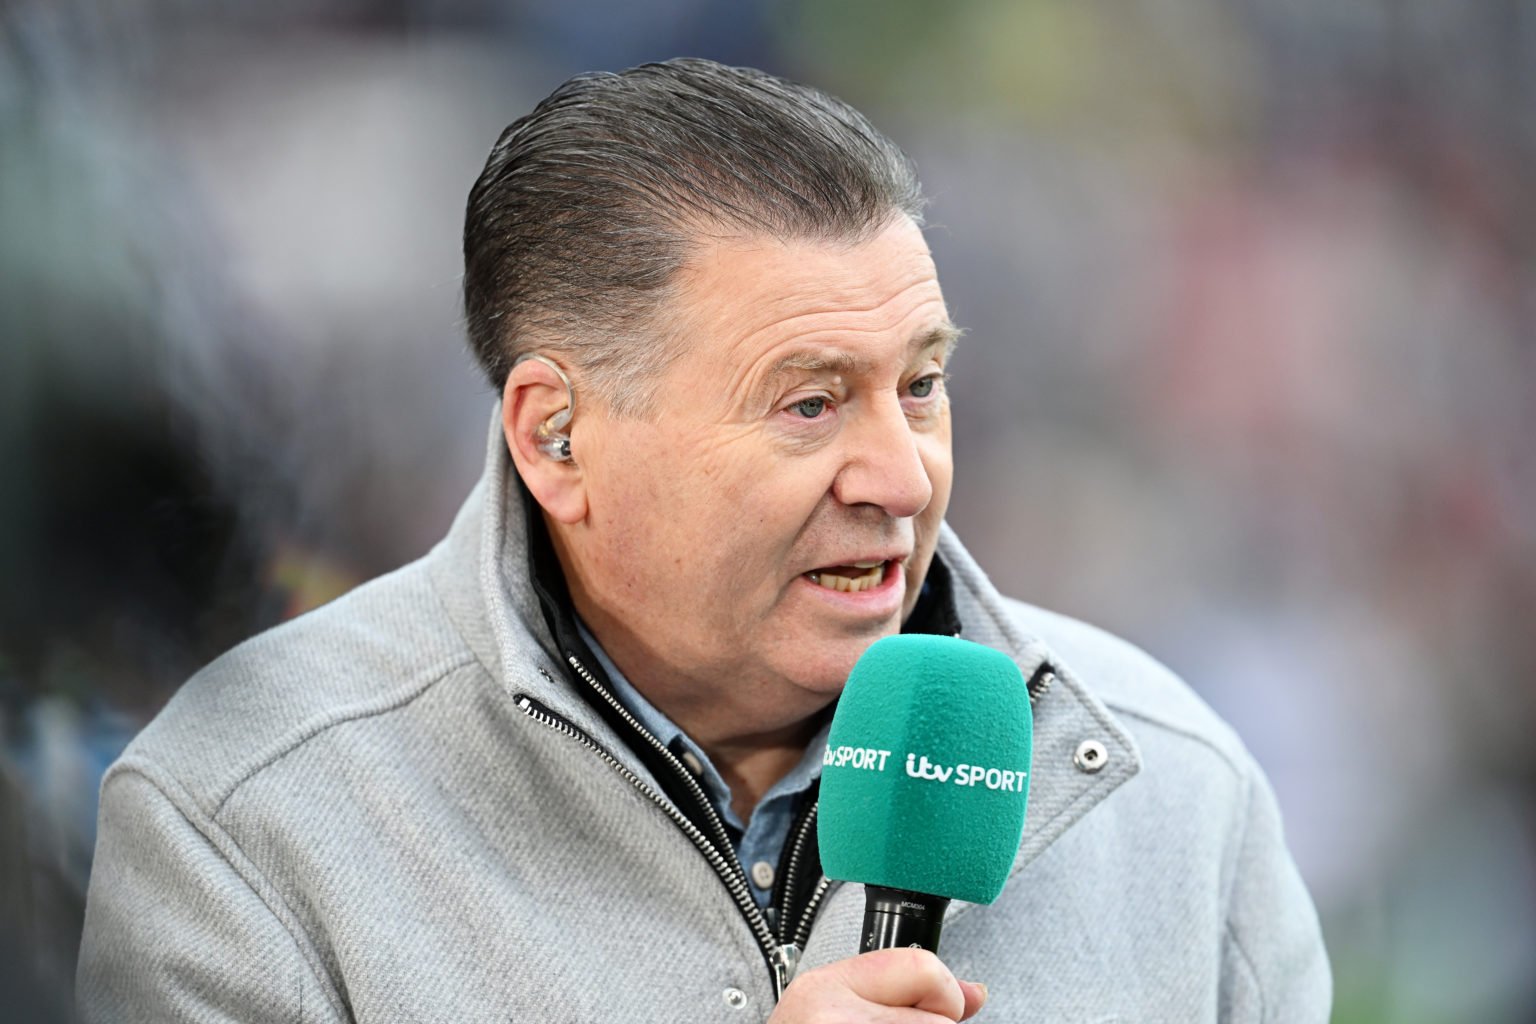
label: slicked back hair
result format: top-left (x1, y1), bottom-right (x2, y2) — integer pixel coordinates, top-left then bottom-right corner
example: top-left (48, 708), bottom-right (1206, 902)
top-left (462, 58), bottom-right (926, 417)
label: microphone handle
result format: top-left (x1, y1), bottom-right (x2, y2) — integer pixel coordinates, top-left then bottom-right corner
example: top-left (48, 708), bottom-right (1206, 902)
top-left (860, 885), bottom-right (951, 954)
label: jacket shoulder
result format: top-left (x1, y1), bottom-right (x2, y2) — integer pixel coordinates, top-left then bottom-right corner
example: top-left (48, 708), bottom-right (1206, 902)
top-left (115, 555), bottom-right (484, 816)
top-left (1001, 597), bottom-right (1248, 773)
top-left (998, 598), bottom-right (1332, 1014)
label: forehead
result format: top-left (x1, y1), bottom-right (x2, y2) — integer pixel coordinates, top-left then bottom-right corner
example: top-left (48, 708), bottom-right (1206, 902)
top-left (668, 217), bottom-right (949, 381)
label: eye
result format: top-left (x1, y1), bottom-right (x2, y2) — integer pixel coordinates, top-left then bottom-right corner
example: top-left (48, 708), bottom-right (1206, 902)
top-left (908, 374), bottom-right (940, 398)
top-left (790, 396), bottom-right (828, 418)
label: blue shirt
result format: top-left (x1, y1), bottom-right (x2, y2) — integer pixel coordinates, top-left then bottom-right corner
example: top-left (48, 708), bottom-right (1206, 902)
top-left (577, 621), bottom-right (828, 909)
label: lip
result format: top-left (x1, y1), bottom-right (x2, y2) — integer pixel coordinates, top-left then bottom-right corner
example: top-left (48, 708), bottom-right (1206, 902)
top-left (804, 550), bottom-right (913, 574)
top-left (796, 558), bottom-right (906, 618)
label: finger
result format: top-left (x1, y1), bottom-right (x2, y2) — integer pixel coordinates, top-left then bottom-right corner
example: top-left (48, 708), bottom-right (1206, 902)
top-left (839, 948), bottom-right (966, 1020)
top-left (958, 980), bottom-right (988, 1021)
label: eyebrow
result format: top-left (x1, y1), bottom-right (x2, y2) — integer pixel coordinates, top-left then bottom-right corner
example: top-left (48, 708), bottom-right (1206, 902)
top-left (760, 322), bottom-right (963, 383)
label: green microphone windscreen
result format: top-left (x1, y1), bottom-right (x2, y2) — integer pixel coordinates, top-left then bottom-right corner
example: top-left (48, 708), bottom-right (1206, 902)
top-left (818, 634), bottom-right (1033, 905)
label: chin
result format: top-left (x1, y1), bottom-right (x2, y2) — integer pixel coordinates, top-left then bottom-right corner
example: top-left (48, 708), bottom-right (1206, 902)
top-left (780, 632), bottom-right (895, 696)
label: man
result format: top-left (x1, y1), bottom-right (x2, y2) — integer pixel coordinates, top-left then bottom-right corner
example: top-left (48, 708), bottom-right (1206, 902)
top-left (78, 59), bottom-right (1330, 1021)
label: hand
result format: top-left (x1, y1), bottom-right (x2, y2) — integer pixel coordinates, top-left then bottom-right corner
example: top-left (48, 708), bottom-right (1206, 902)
top-left (767, 948), bottom-right (988, 1022)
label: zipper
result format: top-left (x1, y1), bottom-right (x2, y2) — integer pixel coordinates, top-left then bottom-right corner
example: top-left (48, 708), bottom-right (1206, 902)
top-left (560, 657), bottom-right (745, 879)
top-left (761, 795), bottom-right (835, 995)
top-left (515, 692), bottom-right (796, 996)
top-left (774, 800), bottom-right (833, 948)
top-left (1027, 665), bottom-right (1056, 707)
top-left (770, 943), bottom-right (801, 997)
top-left (564, 658), bottom-right (757, 893)
top-left (558, 655), bottom-right (834, 993)
top-left (517, 659), bottom-right (1057, 1000)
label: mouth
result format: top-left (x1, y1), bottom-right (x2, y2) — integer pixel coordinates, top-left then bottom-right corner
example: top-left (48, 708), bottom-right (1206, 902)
top-left (803, 559), bottom-right (894, 594)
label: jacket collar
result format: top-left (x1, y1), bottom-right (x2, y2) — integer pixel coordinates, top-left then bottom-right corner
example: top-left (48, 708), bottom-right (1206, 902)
top-left (933, 529), bottom-right (1142, 876)
top-left (428, 407), bottom-right (1141, 874)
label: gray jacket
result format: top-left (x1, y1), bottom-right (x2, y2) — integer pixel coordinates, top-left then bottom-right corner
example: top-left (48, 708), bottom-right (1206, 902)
top-left (78, 413), bottom-right (1331, 1023)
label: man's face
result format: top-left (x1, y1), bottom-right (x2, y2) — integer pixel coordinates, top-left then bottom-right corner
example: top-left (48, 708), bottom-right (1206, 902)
top-left (561, 215), bottom-right (954, 714)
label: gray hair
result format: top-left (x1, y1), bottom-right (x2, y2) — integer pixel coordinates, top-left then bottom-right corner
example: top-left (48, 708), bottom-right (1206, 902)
top-left (461, 58), bottom-right (925, 417)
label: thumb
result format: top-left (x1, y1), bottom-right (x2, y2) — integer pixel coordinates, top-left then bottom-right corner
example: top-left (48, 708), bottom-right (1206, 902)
top-left (959, 980), bottom-right (988, 1020)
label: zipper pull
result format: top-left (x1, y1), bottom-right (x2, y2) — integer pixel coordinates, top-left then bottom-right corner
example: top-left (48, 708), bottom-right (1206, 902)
top-left (771, 943), bottom-right (802, 999)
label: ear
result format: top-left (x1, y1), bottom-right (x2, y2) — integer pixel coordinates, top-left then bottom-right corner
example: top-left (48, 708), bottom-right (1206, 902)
top-left (502, 357), bottom-right (587, 525)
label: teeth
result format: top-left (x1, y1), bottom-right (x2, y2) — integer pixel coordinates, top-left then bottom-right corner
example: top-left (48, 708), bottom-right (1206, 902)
top-left (806, 562), bottom-right (886, 594)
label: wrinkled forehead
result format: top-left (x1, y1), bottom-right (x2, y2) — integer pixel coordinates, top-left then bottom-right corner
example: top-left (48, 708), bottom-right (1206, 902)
top-left (666, 218), bottom-right (950, 369)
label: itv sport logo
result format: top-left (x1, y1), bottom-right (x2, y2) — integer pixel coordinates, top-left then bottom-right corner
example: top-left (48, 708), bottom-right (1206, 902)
top-left (822, 744), bottom-right (1027, 793)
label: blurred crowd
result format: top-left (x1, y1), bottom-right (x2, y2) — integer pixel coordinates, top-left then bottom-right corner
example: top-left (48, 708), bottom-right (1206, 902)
top-left (3, 1), bottom-right (1533, 1020)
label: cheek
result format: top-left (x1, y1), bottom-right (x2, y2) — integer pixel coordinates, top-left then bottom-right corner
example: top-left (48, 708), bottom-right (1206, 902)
top-left (608, 430), bottom-right (810, 579)
top-left (918, 421), bottom-right (955, 523)
top-left (584, 432), bottom-right (702, 577)
top-left (713, 457), bottom-right (824, 569)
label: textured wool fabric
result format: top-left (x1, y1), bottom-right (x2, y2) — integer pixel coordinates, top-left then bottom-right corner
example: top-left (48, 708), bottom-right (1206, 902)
top-left (819, 635), bottom-right (1032, 904)
top-left (77, 408), bottom-right (1331, 1022)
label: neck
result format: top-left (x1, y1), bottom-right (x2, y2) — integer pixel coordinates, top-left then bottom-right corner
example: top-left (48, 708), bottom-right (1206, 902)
top-left (579, 603), bottom-right (827, 818)
top-left (706, 716), bottom-right (825, 823)
top-left (556, 552), bottom-right (827, 821)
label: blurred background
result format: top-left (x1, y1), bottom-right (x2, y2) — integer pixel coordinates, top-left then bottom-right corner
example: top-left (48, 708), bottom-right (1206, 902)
top-left (2, 0), bottom-right (1533, 1020)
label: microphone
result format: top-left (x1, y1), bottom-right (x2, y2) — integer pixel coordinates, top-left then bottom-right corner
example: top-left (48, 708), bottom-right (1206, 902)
top-left (818, 634), bottom-right (1033, 954)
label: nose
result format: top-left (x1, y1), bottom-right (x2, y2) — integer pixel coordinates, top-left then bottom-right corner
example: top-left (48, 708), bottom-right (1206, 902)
top-left (831, 397), bottom-right (934, 519)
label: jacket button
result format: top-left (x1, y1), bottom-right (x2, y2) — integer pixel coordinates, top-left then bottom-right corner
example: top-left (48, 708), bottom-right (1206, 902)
top-left (1074, 739), bottom-right (1108, 774)
top-left (723, 988), bottom-right (748, 1009)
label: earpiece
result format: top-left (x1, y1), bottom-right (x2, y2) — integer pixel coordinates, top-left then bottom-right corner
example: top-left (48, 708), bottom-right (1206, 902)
top-left (533, 421), bottom-right (572, 462)
top-left (513, 353), bottom-right (574, 462)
